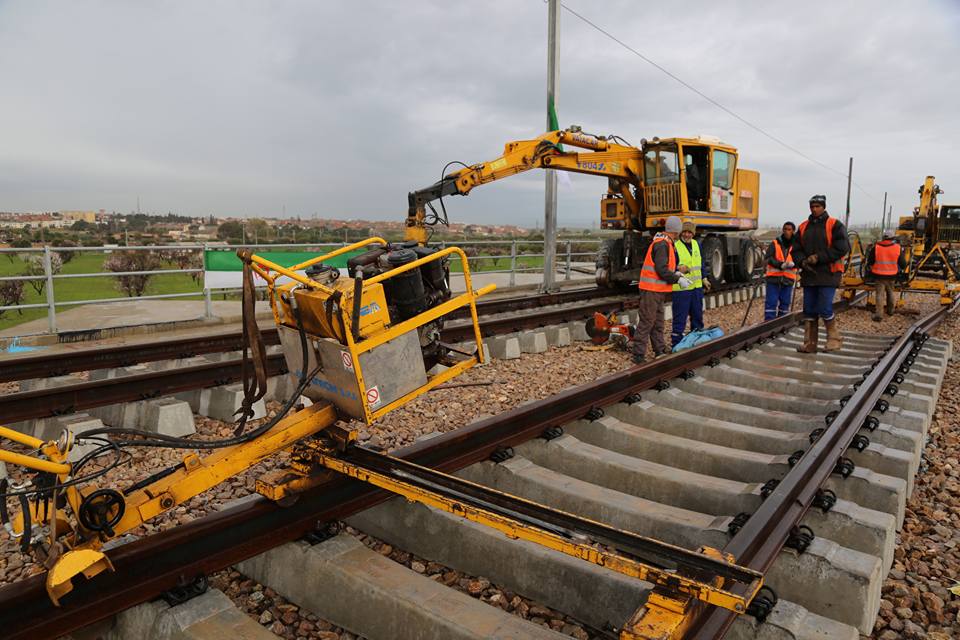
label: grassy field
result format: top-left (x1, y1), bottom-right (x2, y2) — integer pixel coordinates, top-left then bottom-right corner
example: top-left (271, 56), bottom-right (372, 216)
top-left (0, 251), bottom-right (203, 331)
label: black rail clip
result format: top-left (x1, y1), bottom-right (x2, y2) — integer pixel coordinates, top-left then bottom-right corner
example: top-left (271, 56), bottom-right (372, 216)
top-left (852, 434), bottom-right (870, 452)
top-left (541, 426), bottom-right (564, 441)
top-left (725, 350), bottom-right (738, 359)
top-left (746, 586), bottom-right (779, 623)
top-left (785, 525), bottom-right (815, 554)
top-left (654, 380), bottom-right (670, 392)
top-left (808, 428), bottom-right (824, 444)
top-left (861, 415), bottom-right (880, 432)
top-left (787, 450), bottom-right (805, 467)
top-left (162, 574), bottom-right (209, 607)
top-left (490, 447), bottom-right (515, 463)
top-left (760, 479), bottom-right (780, 500)
top-left (874, 399), bottom-right (889, 413)
top-left (824, 410), bottom-right (839, 426)
top-left (884, 383), bottom-right (899, 397)
top-left (585, 407), bottom-right (604, 421)
top-left (833, 457), bottom-right (855, 478)
top-left (812, 488), bottom-right (837, 513)
top-left (728, 512), bottom-right (751, 536)
top-left (303, 521), bottom-right (342, 545)
top-left (624, 393), bottom-right (643, 405)
top-left (838, 395), bottom-right (851, 408)
top-left (707, 357), bottom-right (721, 367)
top-left (679, 369), bottom-right (696, 380)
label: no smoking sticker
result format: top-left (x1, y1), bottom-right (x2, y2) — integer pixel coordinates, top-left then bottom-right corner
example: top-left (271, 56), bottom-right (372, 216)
top-left (366, 386), bottom-right (382, 408)
top-left (340, 351), bottom-right (354, 372)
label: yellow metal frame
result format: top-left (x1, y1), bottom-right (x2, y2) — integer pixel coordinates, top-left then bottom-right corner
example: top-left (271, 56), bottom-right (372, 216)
top-left (247, 240), bottom-right (495, 424)
top-left (319, 453), bottom-right (761, 639)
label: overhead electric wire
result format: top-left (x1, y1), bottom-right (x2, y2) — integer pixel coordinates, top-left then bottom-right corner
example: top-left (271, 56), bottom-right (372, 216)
top-left (558, 1), bottom-right (880, 202)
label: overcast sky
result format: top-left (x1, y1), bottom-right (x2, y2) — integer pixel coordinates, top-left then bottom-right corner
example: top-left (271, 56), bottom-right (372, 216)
top-left (1, 0), bottom-right (959, 228)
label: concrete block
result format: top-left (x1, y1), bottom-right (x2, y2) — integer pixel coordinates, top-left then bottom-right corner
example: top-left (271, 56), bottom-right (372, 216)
top-left (236, 534), bottom-right (567, 640)
top-left (174, 387), bottom-right (212, 415)
top-left (705, 295), bottom-right (716, 310)
top-left (487, 335), bottom-right (521, 359)
top-left (141, 398), bottom-right (196, 437)
top-left (206, 384), bottom-right (266, 422)
top-left (544, 325), bottom-right (571, 347)
top-left (88, 401), bottom-right (146, 429)
top-left (519, 331), bottom-right (548, 353)
top-left (19, 374), bottom-right (84, 392)
top-left (663, 305), bottom-right (673, 321)
top-left (567, 320), bottom-right (590, 342)
top-left (69, 588), bottom-right (277, 640)
top-left (88, 364), bottom-right (151, 382)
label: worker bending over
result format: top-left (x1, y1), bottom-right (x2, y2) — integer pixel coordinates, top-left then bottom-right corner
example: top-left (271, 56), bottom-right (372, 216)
top-left (792, 195), bottom-right (850, 353)
top-left (764, 221), bottom-right (797, 320)
top-left (633, 216), bottom-right (690, 363)
top-left (671, 219), bottom-right (704, 347)
top-left (867, 229), bottom-right (907, 322)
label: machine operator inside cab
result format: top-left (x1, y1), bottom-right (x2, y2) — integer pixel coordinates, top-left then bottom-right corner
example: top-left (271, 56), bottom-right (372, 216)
top-left (600, 136), bottom-right (759, 232)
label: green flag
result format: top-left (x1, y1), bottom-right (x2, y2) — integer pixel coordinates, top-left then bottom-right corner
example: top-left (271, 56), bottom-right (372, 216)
top-left (548, 95), bottom-right (563, 151)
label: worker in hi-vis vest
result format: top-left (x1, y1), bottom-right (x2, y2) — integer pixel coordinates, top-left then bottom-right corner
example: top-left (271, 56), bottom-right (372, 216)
top-left (670, 219), bottom-right (704, 348)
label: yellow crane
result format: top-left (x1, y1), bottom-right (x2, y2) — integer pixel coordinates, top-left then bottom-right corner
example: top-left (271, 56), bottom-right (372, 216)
top-left (407, 126), bottom-right (762, 289)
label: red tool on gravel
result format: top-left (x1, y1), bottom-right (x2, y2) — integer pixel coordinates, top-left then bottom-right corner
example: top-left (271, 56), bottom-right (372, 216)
top-left (584, 311), bottom-right (635, 349)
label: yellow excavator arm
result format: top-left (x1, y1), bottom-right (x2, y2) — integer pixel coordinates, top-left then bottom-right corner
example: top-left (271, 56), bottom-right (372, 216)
top-left (406, 127), bottom-right (644, 243)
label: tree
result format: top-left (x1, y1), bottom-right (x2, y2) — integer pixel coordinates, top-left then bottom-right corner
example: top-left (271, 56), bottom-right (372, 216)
top-left (0, 280), bottom-right (25, 319)
top-left (159, 249), bottom-right (203, 284)
top-left (22, 252), bottom-right (62, 295)
top-left (103, 251), bottom-right (162, 297)
top-left (217, 221), bottom-right (243, 240)
top-left (53, 239), bottom-right (77, 264)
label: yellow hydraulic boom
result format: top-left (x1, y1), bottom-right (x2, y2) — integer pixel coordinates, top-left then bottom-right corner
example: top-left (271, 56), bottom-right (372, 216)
top-left (407, 126), bottom-right (762, 289)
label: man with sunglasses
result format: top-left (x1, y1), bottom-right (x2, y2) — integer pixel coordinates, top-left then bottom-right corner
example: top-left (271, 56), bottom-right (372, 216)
top-left (791, 194), bottom-right (850, 353)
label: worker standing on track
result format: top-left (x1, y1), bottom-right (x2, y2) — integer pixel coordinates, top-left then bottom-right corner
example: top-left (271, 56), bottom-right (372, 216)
top-left (671, 219), bottom-right (704, 348)
top-left (791, 195), bottom-right (850, 353)
top-left (867, 229), bottom-right (908, 322)
top-left (633, 215), bottom-right (690, 363)
top-left (763, 221), bottom-right (797, 320)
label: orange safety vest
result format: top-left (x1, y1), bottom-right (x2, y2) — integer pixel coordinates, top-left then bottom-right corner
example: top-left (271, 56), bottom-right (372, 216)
top-left (871, 241), bottom-right (900, 276)
top-left (765, 239), bottom-right (797, 280)
top-left (638, 234), bottom-right (677, 292)
top-left (798, 216), bottom-right (845, 273)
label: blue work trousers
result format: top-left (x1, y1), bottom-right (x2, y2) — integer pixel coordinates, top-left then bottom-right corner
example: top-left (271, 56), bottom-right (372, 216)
top-left (764, 280), bottom-right (794, 321)
top-left (802, 286), bottom-right (836, 321)
top-left (671, 288), bottom-right (704, 347)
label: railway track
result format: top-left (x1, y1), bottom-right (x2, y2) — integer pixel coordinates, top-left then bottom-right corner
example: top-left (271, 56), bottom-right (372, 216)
top-left (1, 294), bottom-right (952, 640)
top-left (0, 282), bottom-right (765, 423)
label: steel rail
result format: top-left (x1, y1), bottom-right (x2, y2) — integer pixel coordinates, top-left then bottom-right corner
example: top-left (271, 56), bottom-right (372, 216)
top-left (687, 294), bottom-right (959, 639)
top-left (0, 302), bottom-right (808, 640)
top-left (0, 279), bottom-right (765, 383)
top-left (0, 286), bottom-right (617, 382)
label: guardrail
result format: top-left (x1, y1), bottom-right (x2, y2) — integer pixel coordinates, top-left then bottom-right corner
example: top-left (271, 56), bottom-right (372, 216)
top-left (0, 240), bottom-right (602, 336)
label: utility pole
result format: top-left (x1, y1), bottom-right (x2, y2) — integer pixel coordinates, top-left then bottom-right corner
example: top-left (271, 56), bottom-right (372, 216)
top-left (887, 205), bottom-right (893, 231)
top-left (542, 0), bottom-right (560, 292)
top-left (844, 157), bottom-right (853, 227)
top-left (881, 191), bottom-right (888, 230)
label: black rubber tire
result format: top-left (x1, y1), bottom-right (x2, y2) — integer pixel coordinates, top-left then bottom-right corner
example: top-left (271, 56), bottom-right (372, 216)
top-left (700, 236), bottom-right (725, 289)
top-left (734, 238), bottom-right (756, 282)
top-left (595, 238), bottom-right (624, 289)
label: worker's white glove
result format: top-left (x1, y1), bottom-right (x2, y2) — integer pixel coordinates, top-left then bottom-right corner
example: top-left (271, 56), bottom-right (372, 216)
top-left (677, 276), bottom-right (693, 289)
top-left (782, 260), bottom-right (795, 269)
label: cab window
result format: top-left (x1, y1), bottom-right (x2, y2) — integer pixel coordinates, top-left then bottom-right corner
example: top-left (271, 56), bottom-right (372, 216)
top-left (711, 150), bottom-right (736, 190)
top-left (644, 147), bottom-right (679, 185)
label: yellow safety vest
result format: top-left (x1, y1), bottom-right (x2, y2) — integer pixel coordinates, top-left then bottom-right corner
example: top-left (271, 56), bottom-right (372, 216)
top-left (672, 239), bottom-right (702, 291)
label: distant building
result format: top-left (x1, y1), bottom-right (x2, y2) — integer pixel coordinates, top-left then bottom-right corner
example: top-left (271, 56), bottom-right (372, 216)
top-left (60, 210), bottom-right (98, 223)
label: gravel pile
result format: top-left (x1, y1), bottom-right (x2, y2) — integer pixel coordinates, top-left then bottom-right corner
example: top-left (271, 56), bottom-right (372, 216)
top-left (869, 309), bottom-right (960, 639)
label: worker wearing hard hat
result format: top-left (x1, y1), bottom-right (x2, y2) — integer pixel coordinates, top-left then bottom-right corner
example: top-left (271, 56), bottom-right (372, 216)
top-left (866, 229), bottom-right (908, 322)
top-left (633, 216), bottom-right (690, 363)
top-left (670, 219), bottom-right (704, 347)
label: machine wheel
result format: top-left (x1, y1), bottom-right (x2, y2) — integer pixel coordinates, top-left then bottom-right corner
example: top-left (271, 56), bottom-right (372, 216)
top-left (733, 238), bottom-right (756, 282)
top-left (595, 238), bottom-right (623, 289)
top-left (700, 236), bottom-right (725, 289)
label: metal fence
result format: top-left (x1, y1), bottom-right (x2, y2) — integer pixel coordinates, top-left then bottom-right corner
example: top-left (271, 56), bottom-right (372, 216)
top-left (0, 239), bottom-right (601, 335)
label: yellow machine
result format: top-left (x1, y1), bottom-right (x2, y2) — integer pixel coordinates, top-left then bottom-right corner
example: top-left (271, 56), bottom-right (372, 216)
top-left (1, 238), bottom-right (760, 638)
top-left (843, 176), bottom-right (960, 304)
top-left (407, 126), bottom-right (762, 289)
